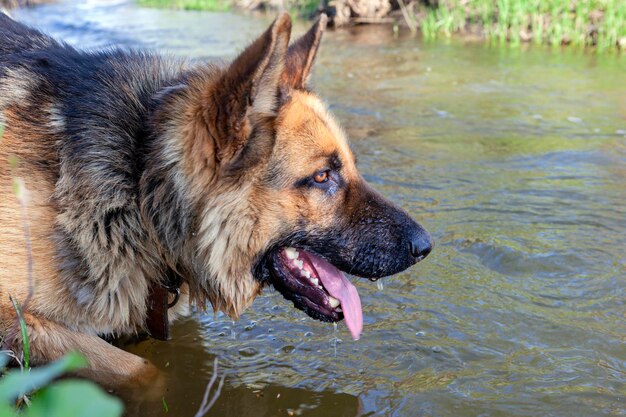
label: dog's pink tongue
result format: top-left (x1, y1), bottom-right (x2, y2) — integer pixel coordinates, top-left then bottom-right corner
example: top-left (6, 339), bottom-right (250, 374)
top-left (307, 253), bottom-right (363, 340)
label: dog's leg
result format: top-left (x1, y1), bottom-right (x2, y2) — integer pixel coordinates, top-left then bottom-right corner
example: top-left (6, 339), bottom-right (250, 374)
top-left (4, 312), bottom-right (160, 389)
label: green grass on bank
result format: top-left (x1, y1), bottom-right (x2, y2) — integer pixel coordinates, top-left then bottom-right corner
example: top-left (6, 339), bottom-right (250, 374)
top-left (137, 0), bottom-right (320, 17)
top-left (419, 0), bottom-right (626, 51)
top-left (137, 0), bottom-right (231, 12)
top-left (135, 0), bottom-right (625, 51)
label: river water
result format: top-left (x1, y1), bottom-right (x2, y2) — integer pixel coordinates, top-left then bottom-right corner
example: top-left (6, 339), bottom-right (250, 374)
top-left (11, 1), bottom-right (626, 416)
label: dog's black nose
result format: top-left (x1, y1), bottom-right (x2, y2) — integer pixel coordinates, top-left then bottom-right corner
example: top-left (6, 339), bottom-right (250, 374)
top-left (410, 232), bottom-right (433, 261)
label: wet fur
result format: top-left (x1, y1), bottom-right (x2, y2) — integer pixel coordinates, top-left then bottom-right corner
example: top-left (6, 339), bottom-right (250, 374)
top-left (0, 12), bottom-right (430, 384)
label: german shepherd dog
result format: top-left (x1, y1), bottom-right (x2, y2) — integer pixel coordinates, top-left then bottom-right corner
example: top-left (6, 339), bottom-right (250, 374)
top-left (0, 12), bottom-right (432, 385)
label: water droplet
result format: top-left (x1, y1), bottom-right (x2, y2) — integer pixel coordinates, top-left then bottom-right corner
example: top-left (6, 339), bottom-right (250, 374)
top-left (331, 323), bottom-right (340, 356)
top-left (432, 345), bottom-right (443, 353)
top-left (231, 320), bottom-right (236, 339)
top-left (304, 331), bottom-right (313, 337)
top-left (377, 279), bottom-right (384, 291)
top-left (415, 331), bottom-right (426, 337)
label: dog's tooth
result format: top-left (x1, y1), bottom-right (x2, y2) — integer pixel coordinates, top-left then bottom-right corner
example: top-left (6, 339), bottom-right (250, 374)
top-left (303, 270), bottom-right (311, 279)
top-left (336, 307), bottom-right (343, 313)
top-left (294, 259), bottom-right (304, 270)
top-left (285, 247), bottom-right (298, 260)
top-left (328, 296), bottom-right (341, 308)
top-left (310, 277), bottom-right (319, 286)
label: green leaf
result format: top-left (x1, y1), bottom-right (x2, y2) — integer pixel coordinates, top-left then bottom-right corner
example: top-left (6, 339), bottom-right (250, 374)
top-left (24, 380), bottom-right (123, 417)
top-left (0, 402), bottom-right (18, 417)
top-left (0, 353), bottom-right (87, 402)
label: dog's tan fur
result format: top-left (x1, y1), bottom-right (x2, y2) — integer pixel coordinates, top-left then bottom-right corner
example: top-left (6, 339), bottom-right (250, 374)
top-left (0, 14), bottom-right (347, 383)
top-left (0, 11), bottom-right (431, 387)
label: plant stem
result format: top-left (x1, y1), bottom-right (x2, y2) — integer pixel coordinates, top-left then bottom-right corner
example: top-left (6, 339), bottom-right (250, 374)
top-left (9, 296), bottom-right (29, 370)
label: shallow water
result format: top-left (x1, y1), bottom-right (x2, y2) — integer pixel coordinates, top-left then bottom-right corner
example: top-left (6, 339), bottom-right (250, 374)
top-left (12, 1), bottom-right (626, 416)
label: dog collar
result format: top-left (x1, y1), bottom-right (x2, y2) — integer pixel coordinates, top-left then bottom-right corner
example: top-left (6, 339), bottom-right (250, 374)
top-left (146, 271), bottom-right (181, 341)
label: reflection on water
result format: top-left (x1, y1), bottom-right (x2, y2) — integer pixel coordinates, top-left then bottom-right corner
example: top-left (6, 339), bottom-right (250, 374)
top-left (13, 1), bottom-right (626, 416)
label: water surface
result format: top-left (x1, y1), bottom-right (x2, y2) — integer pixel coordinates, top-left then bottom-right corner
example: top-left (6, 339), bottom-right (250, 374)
top-left (12, 2), bottom-right (626, 416)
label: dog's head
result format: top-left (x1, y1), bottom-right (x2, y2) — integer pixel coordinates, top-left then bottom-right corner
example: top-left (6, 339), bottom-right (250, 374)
top-left (149, 13), bottom-right (432, 338)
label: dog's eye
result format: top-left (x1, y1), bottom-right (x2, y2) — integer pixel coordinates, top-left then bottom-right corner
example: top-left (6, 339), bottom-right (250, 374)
top-left (313, 170), bottom-right (329, 184)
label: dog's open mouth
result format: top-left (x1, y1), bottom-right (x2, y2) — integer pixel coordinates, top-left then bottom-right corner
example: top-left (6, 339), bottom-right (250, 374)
top-left (270, 247), bottom-right (363, 340)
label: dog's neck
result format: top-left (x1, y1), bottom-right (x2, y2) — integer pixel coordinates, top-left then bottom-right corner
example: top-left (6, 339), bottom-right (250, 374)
top-left (139, 76), bottom-right (264, 322)
top-left (138, 82), bottom-right (212, 339)
top-left (139, 78), bottom-right (208, 268)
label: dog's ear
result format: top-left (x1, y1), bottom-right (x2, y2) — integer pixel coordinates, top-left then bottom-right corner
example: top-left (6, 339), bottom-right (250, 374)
top-left (209, 13), bottom-right (291, 164)
top-left (282, 14), bottom-right (327, 90)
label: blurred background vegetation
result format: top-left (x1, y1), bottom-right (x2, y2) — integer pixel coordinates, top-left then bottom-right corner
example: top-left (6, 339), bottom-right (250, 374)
top-left (1, 0), bottom-right (624, 50)
top-left (135, 0), bottom-right (625, 51)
